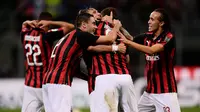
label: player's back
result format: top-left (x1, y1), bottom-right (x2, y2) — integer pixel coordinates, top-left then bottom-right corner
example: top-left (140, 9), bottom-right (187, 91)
top-left (21, 28), bottom-right (53, 88)
top-left (44, 30), bottom-right (82, 86)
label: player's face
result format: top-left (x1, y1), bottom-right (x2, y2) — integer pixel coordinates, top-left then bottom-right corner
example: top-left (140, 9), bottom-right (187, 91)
top-left (86, 17), bottom-right (97, 34)
top-left (87, 8), bottom-right (101, 21)
top-left (148, 11), bottom-right (162, 32)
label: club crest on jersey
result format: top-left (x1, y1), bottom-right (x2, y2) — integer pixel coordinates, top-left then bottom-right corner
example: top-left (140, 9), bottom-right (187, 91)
top-left (25, 35), bottom-right (40, 42)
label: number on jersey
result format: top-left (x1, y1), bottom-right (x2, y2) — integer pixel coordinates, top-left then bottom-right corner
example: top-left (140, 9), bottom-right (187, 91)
top-left (25, 44), bottom-right (43, 66)
top-left (51, 36), bottom-right (66, 58)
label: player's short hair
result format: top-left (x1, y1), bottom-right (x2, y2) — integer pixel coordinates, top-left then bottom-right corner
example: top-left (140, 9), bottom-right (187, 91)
top-left (78, 7), bottom-right (96, 15)
top-left (38, 12), bottom-right (53, 20)
top-left (154, 8), bottom-right (171, 31)
top-left (75, 13), bottom-right (93, 27)
top-left (101, 7), bottom-right (118, 19)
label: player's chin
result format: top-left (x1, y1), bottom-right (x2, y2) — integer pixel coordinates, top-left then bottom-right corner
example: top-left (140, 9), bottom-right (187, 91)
top-left (148, 28), bottom-right (152, 32)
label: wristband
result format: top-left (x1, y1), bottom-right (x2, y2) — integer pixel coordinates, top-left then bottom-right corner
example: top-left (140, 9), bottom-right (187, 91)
top-left (112, 45), bottom-right (118, 52)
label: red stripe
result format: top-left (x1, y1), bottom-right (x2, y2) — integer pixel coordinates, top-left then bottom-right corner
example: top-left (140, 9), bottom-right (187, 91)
top-left (155, 62), bottom-right (161, 93)
top-left (93, 57), bottom-right (100, 74)
top-left (25, 30), bottom-right (35, 87)
top-left (88, 75), bottom-right (93, 93)
top-left (30, 67), bottom-right (35, 87)
top-left (114, 54), bottom-right (122, 74)
top-left (99, 55), bottom-right (107, 74)
top-left (146, 61), bottom-right (150, 92)
top-left (150, 60), bottom-right (155, 93)
top-left (121, 54), bottom-right (129, 74)
top-left (97, 23), bottom-right (104, 36)
top-left (160, 52), bottom-right (169, 92)
top-left (169, 49), bottom-right (176, 92)
top-left (106, 54), bottom-right (115, 73)
top-left (58, 40), bottom-right (79, 84)
top-left (50, 31), bottom-right (75, 83)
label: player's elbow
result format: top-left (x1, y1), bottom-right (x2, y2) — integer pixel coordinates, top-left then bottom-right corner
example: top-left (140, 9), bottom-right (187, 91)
top-left (63, 23), bottom-right (75, 34)
top-left (87, 46), bottom-right (94, 51)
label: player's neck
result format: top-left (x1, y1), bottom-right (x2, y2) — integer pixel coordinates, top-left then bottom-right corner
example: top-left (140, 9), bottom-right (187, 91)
top-left (153, 28), bottom-right (163, 40)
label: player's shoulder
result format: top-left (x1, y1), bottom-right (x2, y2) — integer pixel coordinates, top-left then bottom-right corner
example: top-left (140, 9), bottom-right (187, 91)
top-left (165, 31), bottom-right (174, 38)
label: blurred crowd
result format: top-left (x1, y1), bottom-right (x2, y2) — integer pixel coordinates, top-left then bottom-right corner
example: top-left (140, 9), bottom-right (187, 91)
top-left (0, 0), bottom-right (199, 78)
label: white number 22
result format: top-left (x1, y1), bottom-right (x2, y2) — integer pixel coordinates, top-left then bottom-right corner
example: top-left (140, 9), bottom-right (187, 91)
top-left (25, 44), bottom-right (43, 66)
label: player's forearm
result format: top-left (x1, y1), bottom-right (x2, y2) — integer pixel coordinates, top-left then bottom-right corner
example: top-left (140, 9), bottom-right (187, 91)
top-left (87, 45), bottom-right (112, 52)
top-left (120, 27), bottom-right (134, 40)
top-left (126, 40), bottom-right (155, 55)
top-left (49, 21), bottom-right (74, 33)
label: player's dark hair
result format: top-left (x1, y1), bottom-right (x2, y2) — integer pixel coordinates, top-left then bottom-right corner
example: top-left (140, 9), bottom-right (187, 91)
top-left (101, 7), bottom-right (118, 19)
top-left (38, 12), bottom-right (53, 20)
top-left (154, 8), bottom-right (171, 31)
top-left (75, 13), bottom-right (93, 28)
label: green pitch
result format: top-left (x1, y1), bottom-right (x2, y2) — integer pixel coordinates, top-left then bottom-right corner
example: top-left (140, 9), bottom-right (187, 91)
top-left (0, 107), bottom-right (199, 112)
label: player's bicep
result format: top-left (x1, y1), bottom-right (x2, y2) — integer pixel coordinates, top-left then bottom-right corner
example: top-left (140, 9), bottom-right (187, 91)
top-left (133, 34), bottom-right (146, 45)
top-left (77, 32), bottom-right (99, 49)
top-left (151, 44), bottom-right (164, 53)
top-left (87, 45), bottom-right (112, 52)
top-left (45, 28), bottom-right (64, 42)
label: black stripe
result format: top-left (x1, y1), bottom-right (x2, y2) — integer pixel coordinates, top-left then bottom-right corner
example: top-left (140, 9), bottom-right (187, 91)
top-left (164, 51), bottom-right (172, 92)
top-left (54, 33), bottom-right (76, 83)
top-left (111, 53), bottom-right (119, 74)
top-left (146, 64), bottom-right (151, 93)
top-left (68, 57), bottom-right (81, 84)
top-left (95, 55), bottom-right (103, 74)
top-left (117, 53), bottom-right (126, 74)
top-left (46, 37), bottom-right (67, 83)
top-left (41, 33), bottom-right (49, 72)
top-left (102, 54), bottom-right (111, 73)
top-left (65, 47), bottom-right (82, 83)
top-left (152, 60), bottom-right (157, 93)
top-left (92, 74), bottom-right (96, 91)
top-left (27, 70), bottom-right (32, 86)
top-left (157, 54), bottom-right (165, 93)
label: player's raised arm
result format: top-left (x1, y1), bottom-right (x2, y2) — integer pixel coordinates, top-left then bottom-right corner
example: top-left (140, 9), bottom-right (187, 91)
top-left (22, 20), bottom-right (37, 29)
top-left (95, 19), bottom-right (121, 44)
top-left (38, 20), bottom-right (74, 34)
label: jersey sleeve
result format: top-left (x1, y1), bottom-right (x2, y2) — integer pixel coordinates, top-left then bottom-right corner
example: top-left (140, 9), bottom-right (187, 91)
top-left (77, 31), bottom-right (99, 49)
top-left (45, 28), bottom-right (64, 42)
top-left (133, 33), bottom-right (146, 45)
top-left (160, 32), bottom-right (175, 50)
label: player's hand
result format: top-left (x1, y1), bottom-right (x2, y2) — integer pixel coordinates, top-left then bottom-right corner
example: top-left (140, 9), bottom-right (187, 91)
top-left (38, 20), bottom-right (51, 28)
top-left (113, 19), bottom-right (122, 29)
top-left (117, 31), bottom-right (129, 44)
top-left (117, 43), bottom-right (126, 54)
top-left (24, 20), bottom-right (37, 28)
top-left (102, 11), bottom-right (113, 23)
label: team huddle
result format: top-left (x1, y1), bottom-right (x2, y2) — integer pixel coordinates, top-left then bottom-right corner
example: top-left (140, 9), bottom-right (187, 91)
top-left (20, 7), bottom-right (181, 112)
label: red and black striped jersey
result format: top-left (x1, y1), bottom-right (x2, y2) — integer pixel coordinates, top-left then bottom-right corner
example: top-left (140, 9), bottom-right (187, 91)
top-left (43, 30), bottom-right (83, 86)
top-left (134, 31), bottom-right (177, 93)
top-left (21, 27), bottom-right (64, 88)
top-left (91, 21), bottom-right (129, 75)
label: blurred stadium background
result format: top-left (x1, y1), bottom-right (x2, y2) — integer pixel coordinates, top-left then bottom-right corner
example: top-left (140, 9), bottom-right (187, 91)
top-left (0, 0), bottom-right (200, 112)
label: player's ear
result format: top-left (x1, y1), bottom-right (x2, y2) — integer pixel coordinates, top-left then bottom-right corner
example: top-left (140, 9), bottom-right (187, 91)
top-left (82, 22), bottom-right (87, 28)
top-left (160, 21), bottom-right (164, 27)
